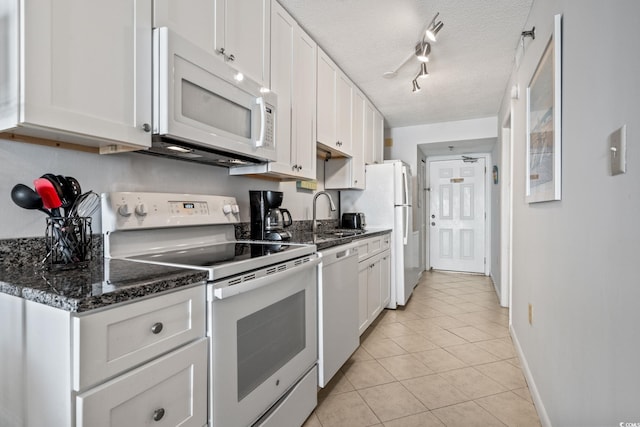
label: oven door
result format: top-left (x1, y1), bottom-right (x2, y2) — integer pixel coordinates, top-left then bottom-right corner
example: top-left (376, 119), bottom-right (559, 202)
top-left (207, 256), bottom-right (320, 427)
top-left (153, 27), bottom-right (277, 162)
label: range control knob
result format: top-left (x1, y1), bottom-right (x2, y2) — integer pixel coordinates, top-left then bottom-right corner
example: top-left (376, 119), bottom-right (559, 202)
top-left (118, 204), bottom-right (132, 217)
top-left (135, 203), bottom-right (148, 217)
top-left (222, 204), bottom-right (233, 214)
top-left (231, 204), bottom-right (240, 214)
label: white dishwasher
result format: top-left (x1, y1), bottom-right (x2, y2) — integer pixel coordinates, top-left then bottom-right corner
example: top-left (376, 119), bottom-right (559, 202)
top-left (318, 242), bottom-right (360, 387)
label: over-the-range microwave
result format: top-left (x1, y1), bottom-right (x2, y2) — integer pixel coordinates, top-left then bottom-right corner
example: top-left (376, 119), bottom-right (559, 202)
top-left (144, 27), bottom-right (277, 167)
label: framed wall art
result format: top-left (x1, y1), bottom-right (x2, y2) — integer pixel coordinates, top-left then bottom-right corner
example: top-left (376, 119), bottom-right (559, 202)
top-left (526, 14), bottom-right (562, 203)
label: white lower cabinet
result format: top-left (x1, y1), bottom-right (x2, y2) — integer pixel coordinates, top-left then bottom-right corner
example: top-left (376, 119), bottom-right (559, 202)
top-left (357, 234), bottom-right (392, 335)
top-left (76, 338), bottom-right (208, 427)
top-left (0, 286), bottom-right (207, 427)
top-left (1, 0), bottom-right (152, 151)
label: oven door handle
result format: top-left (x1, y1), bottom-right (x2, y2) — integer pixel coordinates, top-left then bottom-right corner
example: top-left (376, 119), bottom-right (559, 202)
top-left (210, 256), bottom-right (321, 300)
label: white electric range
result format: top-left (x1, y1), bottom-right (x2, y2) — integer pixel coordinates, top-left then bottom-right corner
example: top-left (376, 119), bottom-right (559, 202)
top-left (102, 192), bottom-right (319, 427)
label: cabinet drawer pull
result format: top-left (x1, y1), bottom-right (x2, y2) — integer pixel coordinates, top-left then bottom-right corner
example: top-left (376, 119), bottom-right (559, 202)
top-left (150, 322), bottom-right (163, 334)
top-left (153, 408), bottom-right (165, 421)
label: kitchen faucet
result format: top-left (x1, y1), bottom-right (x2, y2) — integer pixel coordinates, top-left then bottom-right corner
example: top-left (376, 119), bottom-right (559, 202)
top-left (312, 191), bottom-right (336, 234)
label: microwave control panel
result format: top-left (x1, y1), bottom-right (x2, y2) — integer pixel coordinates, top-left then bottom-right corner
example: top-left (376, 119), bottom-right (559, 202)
top-left (264, 103), bottom-right (275, 148)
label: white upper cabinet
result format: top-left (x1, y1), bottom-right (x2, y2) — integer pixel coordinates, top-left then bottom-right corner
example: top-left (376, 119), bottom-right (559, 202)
top-left (154, 0), bottom-right (270, 87)
top-left (363, 103), bottom-right (384, 165)
top-left (1, 0), bottom-right (152, 151)
top-left (230, 0), bottom-right (316, 180)
top-left (291, 25), bottom-right (318, 179)
top-left (373, 109), bottom-right (384, 164)
top-left (317, 48), bottom-right (352, 157)
top-left (325, 89), bottom-right (365, 190)
top-left (363, 102), bottom-right (375, 165)
top-left (153, 0), bottom-right (216, 52)
top-left (214, 0), bottom-right (271, 87)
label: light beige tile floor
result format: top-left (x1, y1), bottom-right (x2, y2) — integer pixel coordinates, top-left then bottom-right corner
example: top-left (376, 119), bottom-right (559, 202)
top-left (303, 271), bottom-right (541, 427)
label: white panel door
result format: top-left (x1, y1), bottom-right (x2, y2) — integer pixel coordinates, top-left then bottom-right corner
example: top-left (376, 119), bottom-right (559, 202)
top-left (429, 159), bottom-right (486, 273)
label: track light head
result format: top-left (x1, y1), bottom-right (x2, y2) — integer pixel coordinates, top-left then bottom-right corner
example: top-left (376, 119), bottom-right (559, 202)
top-left (415, 41), bottom-right (431, 62)
top-left (412, 79), bottom-right (421, 93)
top-left (426, 13), bottom-right (444, 42)
top-left (417, 63), bottom-right (429, 80)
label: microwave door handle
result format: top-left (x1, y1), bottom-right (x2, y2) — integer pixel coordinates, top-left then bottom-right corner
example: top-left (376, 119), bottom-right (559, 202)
top-left (255, 97), bottom-right (266, 147)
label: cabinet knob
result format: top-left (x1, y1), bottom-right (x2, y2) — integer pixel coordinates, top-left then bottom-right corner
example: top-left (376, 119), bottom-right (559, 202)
top-left (228, 54), bottom-right (235, 62)
top-left (153, 408), bottom-right (165, 422)
top-left (142, 123), bottom-right (151, 132)
top-left (151, 322), bottom-right (163, 334)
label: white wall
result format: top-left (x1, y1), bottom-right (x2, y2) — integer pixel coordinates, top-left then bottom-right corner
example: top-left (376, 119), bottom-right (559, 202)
top-left (387, 116), bottom-right (498, 170)
top-left (501, 0), bottom-right (640, 425)
top-left (0, 139), bottom-right (337, 239)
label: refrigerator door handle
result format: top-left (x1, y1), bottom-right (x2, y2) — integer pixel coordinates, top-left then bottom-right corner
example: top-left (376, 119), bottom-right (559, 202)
top-left (403, 205), bottom-right (409, 245)
top-left (402, 166), bottom-right (409, 206)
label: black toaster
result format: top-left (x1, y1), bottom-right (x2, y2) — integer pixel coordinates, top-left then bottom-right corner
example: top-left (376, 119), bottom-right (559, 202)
top-left (341, 212), bottom-right (366, 229)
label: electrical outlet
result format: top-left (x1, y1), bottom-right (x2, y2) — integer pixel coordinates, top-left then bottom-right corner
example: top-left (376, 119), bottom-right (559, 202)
top-left (528, 304), bottom-right (533, 325)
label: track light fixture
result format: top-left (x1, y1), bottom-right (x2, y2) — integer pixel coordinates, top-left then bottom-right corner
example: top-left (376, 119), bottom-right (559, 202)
top-left (381, 12), bottom-right (443, 92)
top-left (426, 12), bottom-right (444, 42)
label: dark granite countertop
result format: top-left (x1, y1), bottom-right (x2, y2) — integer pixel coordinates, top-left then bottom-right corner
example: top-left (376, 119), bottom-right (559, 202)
top-left (289, 228), bottom-right (392, 251)
top-left (0, 258), bottom-right (208, 313)
top-left (0, 225), bottom-right (390, 313)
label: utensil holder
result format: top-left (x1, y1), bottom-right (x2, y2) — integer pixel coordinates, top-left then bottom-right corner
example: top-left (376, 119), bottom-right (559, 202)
top-left (44, 217), bottom-right (92, 269)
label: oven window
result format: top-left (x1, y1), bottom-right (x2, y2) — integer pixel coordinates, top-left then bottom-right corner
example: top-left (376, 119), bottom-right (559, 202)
top-left (236, 290), bottom-right (306, 401)
top-left (181, 79), bottom-right (251, 139)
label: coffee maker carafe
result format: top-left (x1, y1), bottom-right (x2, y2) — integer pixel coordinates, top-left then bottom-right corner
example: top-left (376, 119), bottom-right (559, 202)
top-left (250, 190), bottom-right (293, 241)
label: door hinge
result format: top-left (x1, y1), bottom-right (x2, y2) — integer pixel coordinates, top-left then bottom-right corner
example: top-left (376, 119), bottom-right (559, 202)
top-left (484, 257), bottom-right (486, 264)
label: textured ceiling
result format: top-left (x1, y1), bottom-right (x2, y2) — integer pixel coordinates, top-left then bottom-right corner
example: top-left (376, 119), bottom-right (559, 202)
top-left (277, 0), bottom-right (534, 128)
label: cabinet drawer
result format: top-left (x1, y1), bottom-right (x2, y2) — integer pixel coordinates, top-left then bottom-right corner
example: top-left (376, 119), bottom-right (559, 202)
top-left (76, 338), bottom-right (208, 427)
top-left (73, 286), bottom-right (205, 391)
top-left (381, 234), bottom-right (390, 251)
top-left (357, 235), bottom-right (388, 262)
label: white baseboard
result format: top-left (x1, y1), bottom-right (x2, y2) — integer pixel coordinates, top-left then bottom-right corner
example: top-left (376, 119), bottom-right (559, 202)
top-left (510, 325), bottom-right (552, 427)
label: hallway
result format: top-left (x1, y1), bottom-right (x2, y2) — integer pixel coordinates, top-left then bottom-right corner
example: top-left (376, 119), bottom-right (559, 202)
top-left (304, 271), bottom-right (541, 427)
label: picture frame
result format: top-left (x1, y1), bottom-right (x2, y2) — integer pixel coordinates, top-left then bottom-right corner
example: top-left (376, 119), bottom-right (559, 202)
top-left (526, 14), bottom-right (562, 203)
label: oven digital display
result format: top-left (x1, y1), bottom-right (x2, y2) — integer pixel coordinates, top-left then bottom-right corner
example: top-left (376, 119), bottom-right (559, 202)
top-left (169, 201), bottom-right (209, 216)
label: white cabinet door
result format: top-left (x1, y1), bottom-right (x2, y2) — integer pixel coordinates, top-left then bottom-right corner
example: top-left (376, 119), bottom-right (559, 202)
top-left (380, 251), bottom-right (391, 308)
top-left (215, 0), bottom-right (270, 87)
top-left (351, 91), bottom-right (366, 189)
top-left (367, 257), bottom-right (382, 321)
top-left (373, 110), bottom-right (384, 164)
top-left (76, 339), bottom-right (208, 427)
top-left (364, 102), bottom-right (375, 165)
top-left (11, 0), bottom-right (152, 150)
top-left (358, 262), bottom-right (369, 335)
top-left (231, 1), bottom-right (316, 180)
top-left (335, 72), bottom-right (353, 155)
top-left (291, 25), bottom-right (317, 179)
top-left (153, 0), bottom-right (215, 52)
top-left (269, 2), bottom-right (295, 173)
top-left (317, 49), bottom-right (352, 157)
top-left (316, 49), bottom-right (336, 149)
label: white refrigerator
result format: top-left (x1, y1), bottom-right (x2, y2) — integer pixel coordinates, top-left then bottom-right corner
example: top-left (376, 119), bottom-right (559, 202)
top-left (341, 160), bottom-right (419, 308)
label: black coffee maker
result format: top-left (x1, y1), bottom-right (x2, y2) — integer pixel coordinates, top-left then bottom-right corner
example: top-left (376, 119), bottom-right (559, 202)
top-left (250, 190), bottom-right (293, 241)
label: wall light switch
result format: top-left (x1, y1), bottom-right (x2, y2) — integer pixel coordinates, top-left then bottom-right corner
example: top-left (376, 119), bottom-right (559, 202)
top-left (610, 125), bottom-right (627, 175)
